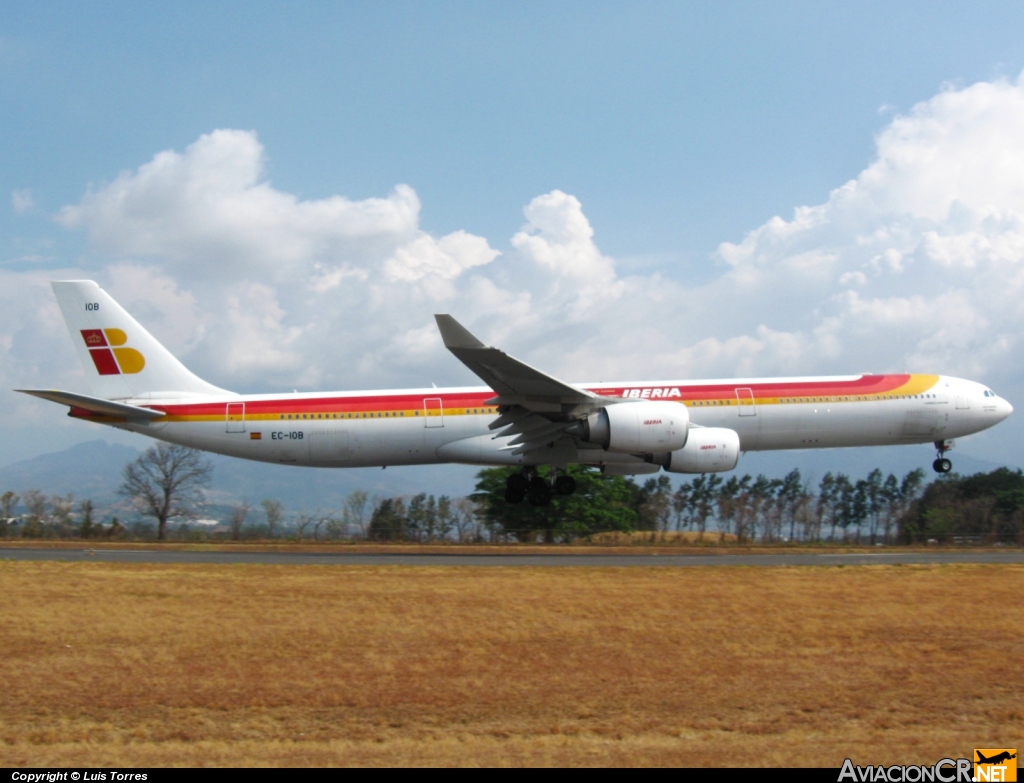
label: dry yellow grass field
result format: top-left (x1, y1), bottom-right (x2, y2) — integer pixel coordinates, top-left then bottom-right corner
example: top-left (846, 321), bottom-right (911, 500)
top-left (0, 562), bottom-right (1021, 767)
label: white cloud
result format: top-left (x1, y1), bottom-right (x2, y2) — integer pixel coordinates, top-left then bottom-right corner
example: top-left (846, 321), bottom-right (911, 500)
top-left (11, 189), bottom-right (33, 214)
top-left (512, 190), bottom-right (615, 282)
top-left (383, 230), bottom-right (499, 288)
top-left (3, 74), bottom-right (1024, 453)
top-left (55, 129), bottom-right (496, 288)
top-left (697, 74), bottom-right (1024, 386)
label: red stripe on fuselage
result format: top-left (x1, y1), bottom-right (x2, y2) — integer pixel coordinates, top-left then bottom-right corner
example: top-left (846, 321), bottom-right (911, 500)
top-left (145, 375), bottom-right (917, 418)
top-left (607, 374), bottom-right (912, 401)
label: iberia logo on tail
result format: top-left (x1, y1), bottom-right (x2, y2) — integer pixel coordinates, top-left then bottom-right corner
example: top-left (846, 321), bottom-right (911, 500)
top-left (80, 329), bottom-right (145, 375)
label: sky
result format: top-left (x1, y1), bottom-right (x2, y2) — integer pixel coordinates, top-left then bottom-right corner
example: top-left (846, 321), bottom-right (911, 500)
top-left (3, 1), bottom-right (1024, 476)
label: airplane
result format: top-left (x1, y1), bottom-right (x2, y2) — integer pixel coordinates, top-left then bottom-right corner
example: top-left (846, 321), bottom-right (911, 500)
top-left (16, 280), bottom-right (1014, 506)
top-left (976, 752), bottom-right (1017, 765)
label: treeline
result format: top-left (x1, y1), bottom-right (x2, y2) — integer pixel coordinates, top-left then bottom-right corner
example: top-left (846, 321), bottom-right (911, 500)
top-left (898, 467), bottom-right (1024, 543)
top-left (2, 443), bottom-right (1022, 544)
top-left (472, 465), bottom-right (929, 543)
top-left (0, 491), bottom-right (125, 539)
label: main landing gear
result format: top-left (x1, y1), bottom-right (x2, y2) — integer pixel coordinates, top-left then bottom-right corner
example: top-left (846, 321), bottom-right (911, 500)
top-left (932, 440), bottom-right (953, 474)
top-left (504, 469), bottom-right (577, 506)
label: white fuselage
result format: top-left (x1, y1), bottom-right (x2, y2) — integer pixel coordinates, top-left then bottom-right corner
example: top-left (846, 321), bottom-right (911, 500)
top-left (79, 373), bottom-right (1012, 471)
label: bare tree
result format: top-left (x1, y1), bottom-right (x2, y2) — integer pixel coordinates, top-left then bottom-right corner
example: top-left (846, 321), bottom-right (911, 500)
top-left (119, 444), bottom-right (212, 540)
top-left (23, 489), bottom-right (47, 520)
top-left (51, 493), bottom-right (75, 536)
top-left (295, 513), bottom-right (315, 541)
top-left (0, 490), bottom-right (17, 538)
top-left (435, 496), bottom-right (456, 541)
top-left (21, 489), bottom-right (48, 537)
top-left (314, 513), bottom-right (340, 540)
top-left (454, 497), bottom-right (482, 543)
top-left (230, 501), bottom-right (250, 541)
top-left (260, 499), bottom-right (284, 539)
top-left (342, 491), bottom-right (370, 539)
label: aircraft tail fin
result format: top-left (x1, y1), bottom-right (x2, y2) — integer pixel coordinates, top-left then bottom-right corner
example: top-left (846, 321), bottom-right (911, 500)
top-left (50, 280), bottom-right (229, 400)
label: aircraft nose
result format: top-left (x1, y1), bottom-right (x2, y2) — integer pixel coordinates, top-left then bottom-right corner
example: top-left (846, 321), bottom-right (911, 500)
top-left (998, 398), bottom-right (1013, 420)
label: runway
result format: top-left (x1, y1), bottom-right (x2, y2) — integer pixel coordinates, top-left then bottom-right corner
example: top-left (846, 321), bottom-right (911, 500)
top-left (1, 547), bottom-right (1022, 567)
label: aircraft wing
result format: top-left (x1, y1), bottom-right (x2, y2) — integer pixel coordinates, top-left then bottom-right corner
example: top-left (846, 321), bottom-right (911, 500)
top-left (16, 389), bottom-right (166, 420)
top-left (434, 315), bottom-right (599, 414)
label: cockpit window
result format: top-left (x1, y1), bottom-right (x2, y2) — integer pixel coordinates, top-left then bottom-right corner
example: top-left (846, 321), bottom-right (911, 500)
top-left (983, 390), bottom-right (996, 397)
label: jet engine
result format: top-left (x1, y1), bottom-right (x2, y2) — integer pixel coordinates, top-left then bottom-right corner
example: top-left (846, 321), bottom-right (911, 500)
top-left (657, 427), bottom-right (740, 474)
top-left (578, 401), bottom-right (688, 453)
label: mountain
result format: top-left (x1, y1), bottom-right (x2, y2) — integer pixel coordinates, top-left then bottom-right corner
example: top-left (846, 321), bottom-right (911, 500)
top-left (0, 440), bottom-right (142, 506)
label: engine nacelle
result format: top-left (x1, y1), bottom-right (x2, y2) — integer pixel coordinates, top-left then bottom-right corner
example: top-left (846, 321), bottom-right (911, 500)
top-left (580, 401), bottom-right (688, 454)
top-left (659, 427), bottom-right (740, 474)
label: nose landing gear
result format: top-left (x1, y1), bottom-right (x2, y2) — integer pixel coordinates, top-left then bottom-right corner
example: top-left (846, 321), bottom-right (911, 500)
top-left (932, 440), bottom-right (953, 474)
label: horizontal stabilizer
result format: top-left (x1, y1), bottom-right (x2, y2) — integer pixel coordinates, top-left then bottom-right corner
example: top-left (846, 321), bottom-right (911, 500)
top-left (16, 389), bottom-right (166, 420)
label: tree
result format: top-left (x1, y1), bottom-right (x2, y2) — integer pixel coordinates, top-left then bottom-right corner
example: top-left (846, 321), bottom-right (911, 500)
top-left (864, 469), bottom-right (884, 544)
top-left (368, 498), bottom-right (407, 541)
top-left (0, 491), bottom-right (17, 538)
top-left (729, 475), bottom-right (755, 543)
top-left (119, 444), bottom-right (212, 540)
top-left (406, 493), bottom-right (433, 541)
top-left (852, 479), bottom-right (870, 542)
top-left (313, 513), bottom-right (337, 540)
top-left (78, 499), bottom-right (95, 539)
top-left (260, 499), bottom-right (284, 539)
top-left (342, 491), bottom-right (370, 539)
top-left (690, 474), bottom-right (723, 540)
top-left (672, 482), bottom-right (693, 531)
top-left (472, 465), bottom-right (637, 542)
top-left (107, 517), bottom-right (124, 539)
top-left (453, 497), bottom-right (482, 542)
top-left (817, 473), bottom-right (837, 541)
top-left (636, 475), bottom-right (673, 532)
top-left (21, 489), bottom-right (48, 538)
top-left (778, 469), bottom-right (803, 541)
top-left (749, 475), bottom-right (774, 541)
top-left (435, 495), bottom-right (456, 541)
top-left (230, 501), bottom-right (249, 541)
top-left (51, 493), bottom-right (75, 536)
top-left (295, 513), bottom-right (316, 541)
top-left (0, 491), bottom-right (18, 519)
top-left (897, 467), bottom-right (1019, 543)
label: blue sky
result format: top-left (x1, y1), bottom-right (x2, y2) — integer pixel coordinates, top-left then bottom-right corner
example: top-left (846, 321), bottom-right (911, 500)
top-left (3, 2), bottom-right (1024, 477)
top-left (7, 2), bottom-right (1024, 266)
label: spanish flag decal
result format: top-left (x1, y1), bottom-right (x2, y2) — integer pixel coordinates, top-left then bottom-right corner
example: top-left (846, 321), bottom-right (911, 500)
top-left (80, 329), bottom-right (146, 375)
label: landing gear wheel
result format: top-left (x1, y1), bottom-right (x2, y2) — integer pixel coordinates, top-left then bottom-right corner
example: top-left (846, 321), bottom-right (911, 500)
top-left (527, 476), bottom-right (552, 507)
top-left (504, 487), bottom-right (526, 504)
top-left (506, 473), bottom-right (529, 494)
top-left (554, 475), bottom-right (577, 496)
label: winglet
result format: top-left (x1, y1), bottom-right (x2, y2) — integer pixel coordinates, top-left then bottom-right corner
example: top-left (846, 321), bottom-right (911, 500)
top-left (434, 314), bottom-right (485, 349)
